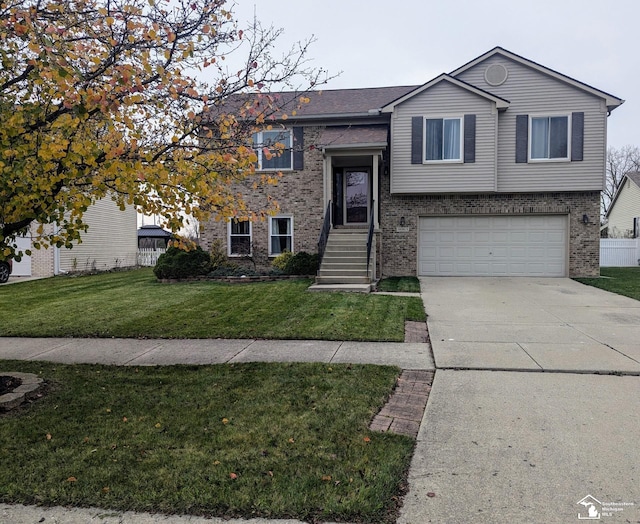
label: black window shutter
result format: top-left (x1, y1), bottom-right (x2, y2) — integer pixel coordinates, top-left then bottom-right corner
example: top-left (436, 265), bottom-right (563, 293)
top-left (515, 114), bottom-right (529, 163)
top-left (571, 112), bottom-right (584, 161)
top-left (463, 114), bottom-right (476, 163)
top-left (293, 127), bottom-right (304, 170)
top-left (411, 116), bottom-right (423, 164)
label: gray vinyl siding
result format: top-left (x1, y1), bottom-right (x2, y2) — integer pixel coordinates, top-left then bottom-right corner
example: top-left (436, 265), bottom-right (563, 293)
top-left (607, 181), bottom-right (640, 237)
top-left (59, 198), bottom-right (138, 272)
top-left (455, 55), bottom-right (607, 192)
top-left (390, 81), bottom-right (496, 194)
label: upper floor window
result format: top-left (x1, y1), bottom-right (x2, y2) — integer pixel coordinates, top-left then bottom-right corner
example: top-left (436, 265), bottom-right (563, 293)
top-left (228, 219), bottom-right (251, 256)
top-left (529, 115), bottom-right (569, 160)
top-left (411, 115), bottom-right (476, 165)
top-left (252, 129), bottom-right (293, 171)
top-left (425, 117), bottom-right (462, 162)
top-left (516, 113), bottom-right (583, 164)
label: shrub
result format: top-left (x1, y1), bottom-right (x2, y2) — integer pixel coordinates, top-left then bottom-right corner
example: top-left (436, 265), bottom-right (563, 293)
top-left (272, 250), bottom-right (293, 271)
top-left (283, 251), bottom-right (319, 275)
top-left (209, 239), bottom-right (229, 270)
top-left (153, 246), bottom-right (213, 279)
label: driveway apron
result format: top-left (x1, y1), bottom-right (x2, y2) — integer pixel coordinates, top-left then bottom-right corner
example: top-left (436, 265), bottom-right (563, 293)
top-left (421, 277), bottom-right (640, 374)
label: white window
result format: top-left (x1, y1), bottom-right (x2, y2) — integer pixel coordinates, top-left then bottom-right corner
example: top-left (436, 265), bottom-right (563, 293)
top-left (228, 220), bottom-right (251, 256)
top-left (252, 129), bottom-right (293, 170)
top-left (529, 115), bottom-right (570, 160)
top-left (425, 117), bottom-right (462, 162)
top-left (269, 216), bottom-right (293, 256)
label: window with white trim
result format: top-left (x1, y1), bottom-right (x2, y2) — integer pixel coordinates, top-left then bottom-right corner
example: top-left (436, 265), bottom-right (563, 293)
top-left (228, 220), bottom-right (251, 256)
top-left (529, 115), bottom-right (569, 160)
top-left (425, 117), bottom-right (462, 162)
top-left (252, 129), bottom-right (293, 170)
top-left (269, 216), bottom-right (293, 256)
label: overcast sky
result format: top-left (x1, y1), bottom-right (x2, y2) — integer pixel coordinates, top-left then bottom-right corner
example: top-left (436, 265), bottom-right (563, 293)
top-left (227, 0), bottom-right (638, 150)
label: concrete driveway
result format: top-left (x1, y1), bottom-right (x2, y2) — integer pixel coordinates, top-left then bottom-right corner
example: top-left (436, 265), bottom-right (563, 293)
top-left (421, 277), bottom-right (640, 374)
top-left (400, 278), bottom-right (640, 523)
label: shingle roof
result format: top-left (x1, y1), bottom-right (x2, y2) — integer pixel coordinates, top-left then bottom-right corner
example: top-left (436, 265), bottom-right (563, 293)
top-left (137, 225), bottom-right (172, 238)
top-left (211, 85), bottom-right (418, 121)
top-left (318, 125), bottom-right (388, 148)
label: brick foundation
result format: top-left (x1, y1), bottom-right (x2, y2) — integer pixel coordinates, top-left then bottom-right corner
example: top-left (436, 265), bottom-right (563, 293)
top-left (380, 179), bottom-right (601, 277)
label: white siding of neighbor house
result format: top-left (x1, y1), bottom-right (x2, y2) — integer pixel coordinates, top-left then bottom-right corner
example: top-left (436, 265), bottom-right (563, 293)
top-left (455, 55), bottom-right (608, 193)
top-left (59, 198), bottom-right (138, 272)
top-left (390, 81), bottom-right (497, 194)
top-left (607, 179), bottom-right (640, 238)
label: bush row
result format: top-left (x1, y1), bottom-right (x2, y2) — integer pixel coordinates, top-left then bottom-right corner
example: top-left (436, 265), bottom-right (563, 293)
top-left (153, 246), bottom-right (318, 280)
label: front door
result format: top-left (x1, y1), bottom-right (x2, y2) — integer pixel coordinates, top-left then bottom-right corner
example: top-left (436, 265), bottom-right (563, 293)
top-left (344, 169), bottom-right (369, 224)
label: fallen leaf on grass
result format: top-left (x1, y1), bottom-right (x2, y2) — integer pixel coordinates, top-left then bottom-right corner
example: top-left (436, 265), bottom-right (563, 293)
top-left (66, 477), bottom-right (77, 482)
top-left (363, 437), bottom-right (371, 443)
top-left (222, 418), bottom-right (229, 425)
top-left (321, 475), bottom-right (332, 481)
top-left (229, 472), bottom-right (238, 480)
top-left (46, 433), bottom-right (52, 441)
top-left (102, 487), bottom-right (110, 493)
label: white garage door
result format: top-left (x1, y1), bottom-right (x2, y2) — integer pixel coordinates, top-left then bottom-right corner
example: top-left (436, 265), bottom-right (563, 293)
top-left (419, 215), bottom-right (567, 277)
top-left (11, 235), bottom-right (32, 277)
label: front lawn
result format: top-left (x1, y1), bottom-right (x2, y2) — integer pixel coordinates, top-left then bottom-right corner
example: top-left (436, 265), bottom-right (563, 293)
top-left (0, 361), bottom-right (413, 523)
top-left (574, 267), bottom-right (640, 301)
top-left (0, 269), bottom-right (425, 340)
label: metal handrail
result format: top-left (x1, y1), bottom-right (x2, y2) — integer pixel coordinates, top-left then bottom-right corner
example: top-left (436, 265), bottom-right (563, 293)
top-left (366, 202), bottom-right (375, 274)
top-left (318, 201), bottom-right (332, 266)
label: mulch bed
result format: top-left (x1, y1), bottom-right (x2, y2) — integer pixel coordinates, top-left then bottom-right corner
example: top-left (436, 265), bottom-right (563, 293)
top-left (0, 375), bottom-right (22, 396)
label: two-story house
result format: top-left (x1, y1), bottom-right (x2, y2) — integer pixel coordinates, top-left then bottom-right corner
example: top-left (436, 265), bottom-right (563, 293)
top-left (200, 47), bottom-right (623, 288)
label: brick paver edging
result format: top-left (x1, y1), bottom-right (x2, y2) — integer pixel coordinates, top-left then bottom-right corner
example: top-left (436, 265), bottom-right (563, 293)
top-left (370, 370), bottom-right (434, 438)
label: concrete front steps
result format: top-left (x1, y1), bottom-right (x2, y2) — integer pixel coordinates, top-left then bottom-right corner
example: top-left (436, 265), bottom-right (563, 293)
top-left (308, 229), bottom-right (374, 293)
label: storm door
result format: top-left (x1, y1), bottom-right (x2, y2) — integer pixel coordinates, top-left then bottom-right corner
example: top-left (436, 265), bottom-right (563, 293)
top-left (344, 169), bottom-right (369, 224)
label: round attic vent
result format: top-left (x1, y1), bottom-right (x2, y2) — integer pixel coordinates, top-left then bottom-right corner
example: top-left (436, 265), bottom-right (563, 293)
top-left (484, 63), bottom-right (508, 86)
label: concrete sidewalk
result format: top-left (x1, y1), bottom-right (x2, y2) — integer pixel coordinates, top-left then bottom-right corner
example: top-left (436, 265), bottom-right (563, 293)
top-left (0, 337), bottom-right (434, 370)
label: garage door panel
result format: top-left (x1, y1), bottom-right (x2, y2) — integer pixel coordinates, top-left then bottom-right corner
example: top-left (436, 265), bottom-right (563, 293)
top-left (419, 216), bottom-right (567, 277)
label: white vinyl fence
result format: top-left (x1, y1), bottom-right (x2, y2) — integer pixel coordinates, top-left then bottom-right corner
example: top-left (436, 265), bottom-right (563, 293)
top-left (137, 248), bottom-right (166, 267)
top-left (600, 239), bottom-right (640, 267)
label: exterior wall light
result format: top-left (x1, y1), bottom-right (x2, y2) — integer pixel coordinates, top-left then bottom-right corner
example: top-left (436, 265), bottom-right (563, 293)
top-left (582, 214), bottom-right (589, 224)
top-left (400, 217), bottom-right (406, 227)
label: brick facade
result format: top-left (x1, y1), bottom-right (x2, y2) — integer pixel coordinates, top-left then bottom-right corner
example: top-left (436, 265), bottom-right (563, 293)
top-left (380, 168), bottom-right (601, 277)
top-left (200, 126), bottom-right (602, 278)
top-left (200, 127), bottom-right (325, 270)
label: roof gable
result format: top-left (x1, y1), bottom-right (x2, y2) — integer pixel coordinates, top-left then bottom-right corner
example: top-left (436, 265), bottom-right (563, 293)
top-left (450, 46), bottom-right (624, 111)
top-left (381, 73), bottom-right (510, 113)
top-left (605, 172), bottom-right (640, 218)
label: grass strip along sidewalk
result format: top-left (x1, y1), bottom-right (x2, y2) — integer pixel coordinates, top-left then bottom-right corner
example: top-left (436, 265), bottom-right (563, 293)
top-left (0, 361), bottom-right (413, 523)
top-left (0, 269), bottom-right (425, 341)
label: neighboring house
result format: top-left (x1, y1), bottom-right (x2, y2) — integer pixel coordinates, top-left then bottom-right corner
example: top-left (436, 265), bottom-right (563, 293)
top-left (138, 225), bottom-right (172, 249)
top-left (10, 198), bottom-right (138, 278)
top-left (604, 172), bottom-right (640, 238)
top-left (200, 47), bottom-right (623, 286)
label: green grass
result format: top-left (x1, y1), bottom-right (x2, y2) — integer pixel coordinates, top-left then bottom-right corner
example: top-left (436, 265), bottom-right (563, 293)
top-left (377, 277), bottom-right (421, 293)
top-left (574, 267), bottom-right (640, 301)
top-left (0, 269), bottom-right (424, 340)
top-left (0, 361), bottom-right (413, 523)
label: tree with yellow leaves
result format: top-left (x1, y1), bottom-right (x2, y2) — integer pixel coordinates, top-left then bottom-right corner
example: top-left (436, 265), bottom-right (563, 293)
top-left (0, 0), bottom-right (325, 258)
